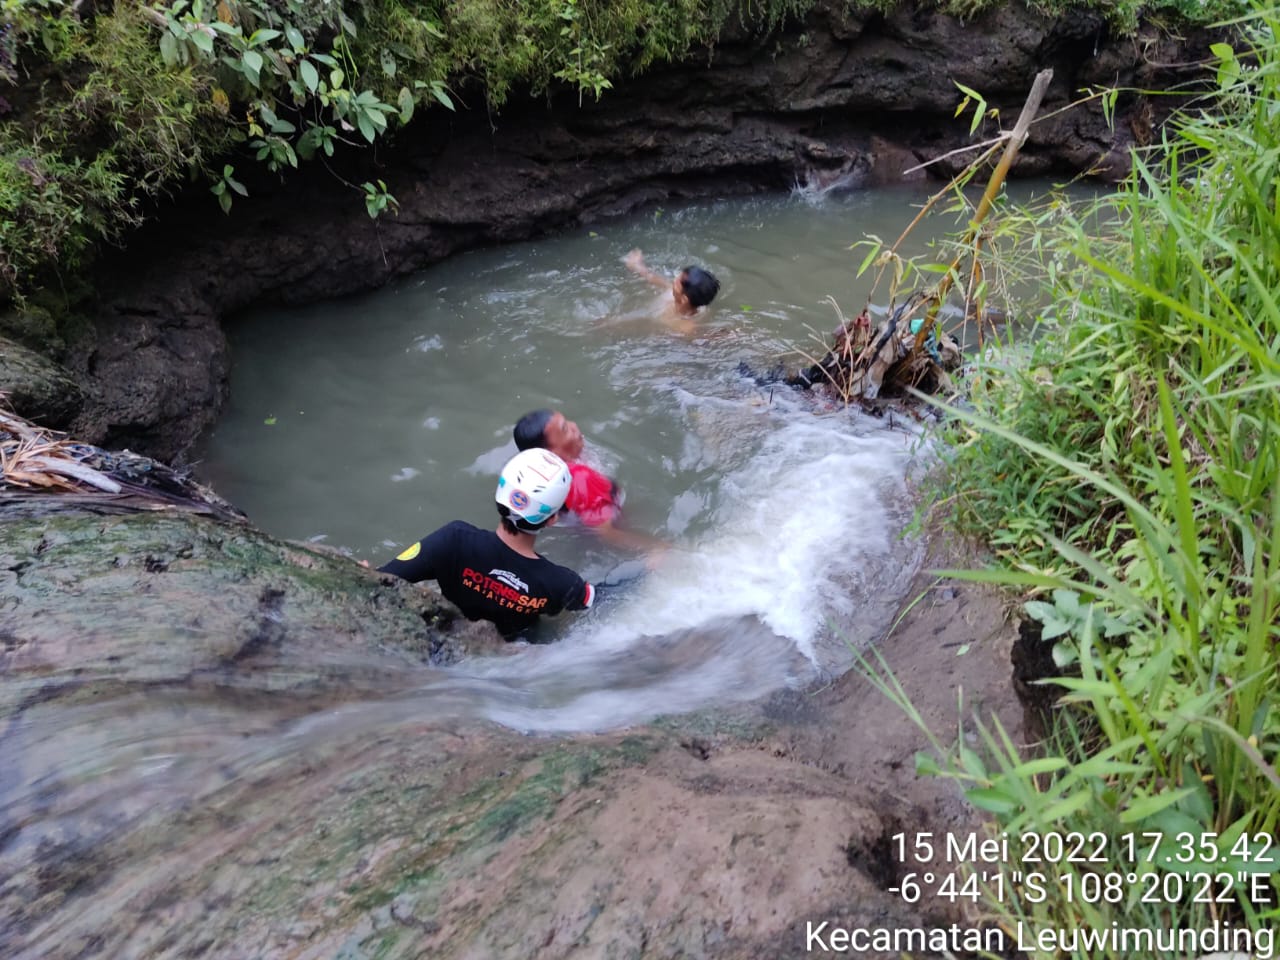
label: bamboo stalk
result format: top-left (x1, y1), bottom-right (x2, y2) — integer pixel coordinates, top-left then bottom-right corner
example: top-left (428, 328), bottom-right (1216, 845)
top-left (911, 68), bottom-right (1054, 354)
top-left (865, 141), bottom-right (1003, 304)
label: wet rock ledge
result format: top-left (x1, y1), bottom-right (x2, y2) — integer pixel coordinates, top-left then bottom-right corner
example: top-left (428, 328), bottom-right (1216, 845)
top-left (0, 506), bottom-right (460, 711)
top-left (1, 467), bottom-right (1022, 958)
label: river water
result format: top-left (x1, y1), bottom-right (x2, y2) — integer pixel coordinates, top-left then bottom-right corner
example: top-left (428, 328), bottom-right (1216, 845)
top-left (4, 184), bottom-right (1059, 959)
top-left (193, 183), bottom-right (1048, 733)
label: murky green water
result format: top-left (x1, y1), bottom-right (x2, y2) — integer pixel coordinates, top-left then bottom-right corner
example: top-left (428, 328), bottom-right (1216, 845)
top-left (195, 184), bottom-right (991, 556)
top-left (195, 182), bottom-right (1062, 726)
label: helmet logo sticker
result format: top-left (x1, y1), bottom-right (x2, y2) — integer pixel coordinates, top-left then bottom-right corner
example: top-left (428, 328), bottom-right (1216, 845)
top-left (496, 449), bottom-right (571, 520)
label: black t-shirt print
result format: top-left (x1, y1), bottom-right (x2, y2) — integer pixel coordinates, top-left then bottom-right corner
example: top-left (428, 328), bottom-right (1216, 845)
top-left (378, 521), bottom-right (595, 638)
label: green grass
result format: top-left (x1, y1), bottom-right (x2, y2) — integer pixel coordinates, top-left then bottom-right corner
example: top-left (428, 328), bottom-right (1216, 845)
top-left (875, 4), bottom-right (1280, 952)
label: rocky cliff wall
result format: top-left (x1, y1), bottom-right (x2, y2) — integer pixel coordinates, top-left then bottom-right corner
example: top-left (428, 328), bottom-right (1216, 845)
top-left (5, 1), bottom-right (1212, 461)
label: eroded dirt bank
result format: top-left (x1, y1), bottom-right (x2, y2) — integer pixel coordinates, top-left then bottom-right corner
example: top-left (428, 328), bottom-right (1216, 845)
top-left (2, 0), bottom-right (1216, 461)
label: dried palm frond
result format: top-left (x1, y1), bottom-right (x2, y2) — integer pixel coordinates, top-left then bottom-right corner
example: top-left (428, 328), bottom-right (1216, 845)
top-left (1, 398), bottom-right (248, 521)
top-left (1, 406), bottom-right (118, 494)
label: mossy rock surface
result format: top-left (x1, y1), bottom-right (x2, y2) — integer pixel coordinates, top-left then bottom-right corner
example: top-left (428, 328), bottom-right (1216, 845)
top-left (0, 334), bottom-right (82, 427)
top-left (0, 508), bottom-right (463, 717)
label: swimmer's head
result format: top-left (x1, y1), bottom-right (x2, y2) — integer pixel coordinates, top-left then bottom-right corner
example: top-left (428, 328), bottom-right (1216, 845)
top-left (514, 408), bottom-right (584, 462)
top-left (676, 267), bottom-right (720, 309)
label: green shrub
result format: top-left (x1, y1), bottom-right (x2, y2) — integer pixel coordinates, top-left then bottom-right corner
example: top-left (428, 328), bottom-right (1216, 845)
top-left (0, 0), bottom-right (823, 304)
top-left (907, 3), bottom-right (1280, 947)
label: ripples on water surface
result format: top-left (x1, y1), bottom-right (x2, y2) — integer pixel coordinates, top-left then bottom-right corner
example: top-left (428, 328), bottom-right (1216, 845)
top-left (195, 181), bottom-right (1095, 730)
top-left (193, 186), bottom-right (1000, 729)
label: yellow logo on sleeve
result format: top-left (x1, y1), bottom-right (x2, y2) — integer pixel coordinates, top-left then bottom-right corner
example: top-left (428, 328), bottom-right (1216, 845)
top-left (396, 542), bottom-right (421, 561)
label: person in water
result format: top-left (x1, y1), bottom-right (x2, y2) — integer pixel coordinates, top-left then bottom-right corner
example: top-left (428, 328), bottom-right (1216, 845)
top-left (513, 408), bottom-right (668, 557)
top-left (377, 448), bottom-right (595, 640)
top-left (624, 248), bottom-right (720, 335)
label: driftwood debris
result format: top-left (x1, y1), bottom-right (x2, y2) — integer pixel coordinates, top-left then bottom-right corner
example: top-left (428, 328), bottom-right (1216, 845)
top-left (791, 69), bottom-right (1054, 406)
top-left (1, 401), bottom-right (246, 521)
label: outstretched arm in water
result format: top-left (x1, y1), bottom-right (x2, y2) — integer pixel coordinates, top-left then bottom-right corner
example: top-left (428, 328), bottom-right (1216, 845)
top-left (624, 249), bottom-right (672, 292)
top-left (594, 521), bottom-right (672, 568)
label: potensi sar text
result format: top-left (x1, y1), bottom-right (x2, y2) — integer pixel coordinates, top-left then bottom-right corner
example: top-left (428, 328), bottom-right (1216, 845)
top-left (462, 568), bottom-right (549, 610)
top-left (893, 831), bottom-right (1110, 864)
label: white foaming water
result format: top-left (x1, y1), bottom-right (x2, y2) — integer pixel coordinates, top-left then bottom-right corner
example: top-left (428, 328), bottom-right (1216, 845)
top-left (791, 166), bottom-right (868, 206)
top-left (437, 392), bottom-right (928, 733)
top-left (456, 618), bottom-right (806, 733)
top-left (588, 413), bottom-right (917, 656)
top-left (193, 190), bottom-right (978, 732)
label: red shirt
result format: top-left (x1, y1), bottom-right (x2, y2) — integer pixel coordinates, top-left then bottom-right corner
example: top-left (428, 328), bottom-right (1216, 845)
top-left (567, 463), bottom-right (618, 527)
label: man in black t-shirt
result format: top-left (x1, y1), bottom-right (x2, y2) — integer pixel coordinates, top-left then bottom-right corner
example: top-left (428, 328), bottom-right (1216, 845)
top-left (378, 448), bottom-right (595, 639)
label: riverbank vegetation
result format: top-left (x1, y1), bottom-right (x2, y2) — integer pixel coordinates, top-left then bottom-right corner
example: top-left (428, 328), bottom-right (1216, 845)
top-left (889, 3), bottom-right (1279, 949)
top-left (3, 0), bottom-right (790, 305)
top-left (0, 0), bottom-right (1250, 311)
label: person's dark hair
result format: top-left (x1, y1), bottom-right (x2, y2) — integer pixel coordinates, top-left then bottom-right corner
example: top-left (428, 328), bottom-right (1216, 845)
top-left (679, 267), bottom-right (720, 308)
top-left (497, 503), bottom-right (549, 534)
top-left (514, 409), bottom-right (554, 451)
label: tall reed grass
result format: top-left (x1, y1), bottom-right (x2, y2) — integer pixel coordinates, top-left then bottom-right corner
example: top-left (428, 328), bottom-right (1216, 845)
top-left (877, 4), bottom-right (1280, 951)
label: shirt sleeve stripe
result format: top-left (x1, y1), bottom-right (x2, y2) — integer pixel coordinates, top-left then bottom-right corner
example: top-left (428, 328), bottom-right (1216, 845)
top-left (583, 582), bottom-right (595, 609)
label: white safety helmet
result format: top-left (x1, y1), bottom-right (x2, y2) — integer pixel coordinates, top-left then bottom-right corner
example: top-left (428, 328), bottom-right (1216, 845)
top-left (496, 448), bottom-right (572, 528)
